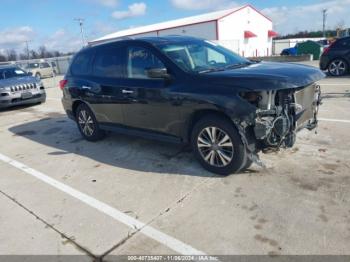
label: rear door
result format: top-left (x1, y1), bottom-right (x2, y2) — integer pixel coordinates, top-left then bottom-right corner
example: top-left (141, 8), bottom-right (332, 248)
top-left (87, 45), bottom-right (126, 125)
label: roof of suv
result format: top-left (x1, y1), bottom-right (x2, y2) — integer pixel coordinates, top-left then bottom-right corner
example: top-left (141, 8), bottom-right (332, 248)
top-left (88, 35), bottom-right (202, 49)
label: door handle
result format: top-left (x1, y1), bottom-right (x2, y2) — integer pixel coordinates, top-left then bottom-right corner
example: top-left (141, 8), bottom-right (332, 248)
top-left (122, 89), bottom-right (134, 94)
top-left (82, 85), bottom-right (92, 90)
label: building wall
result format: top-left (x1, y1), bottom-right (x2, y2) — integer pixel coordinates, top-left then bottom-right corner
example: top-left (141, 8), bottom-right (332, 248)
top-left (157, 21), bottom-right (217, 39)
top-left (218, 6), bottom-right (273, 57)
top-left (129, 21), bottom-right (217, 40)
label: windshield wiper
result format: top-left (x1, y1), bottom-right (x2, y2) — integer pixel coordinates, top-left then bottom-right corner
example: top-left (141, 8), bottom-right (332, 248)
top-left (199, 62), bottom-right (252, 74)
top-left (198, 67), bottom-right (226, 74)
top-left (224, 62), bottom-right (252, 70)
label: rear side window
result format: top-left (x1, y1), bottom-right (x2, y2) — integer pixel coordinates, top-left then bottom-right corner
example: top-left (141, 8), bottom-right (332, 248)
top-left (334, 38), bottom-right (350, 49)
top-left (71, 51), bottom-right (93, 76)
top-left (93, 48), bottom-right (123, 78)
top-left (40, 62), bottom-right (50, 68)
top-left (28, 63), bottom-right (39, 69)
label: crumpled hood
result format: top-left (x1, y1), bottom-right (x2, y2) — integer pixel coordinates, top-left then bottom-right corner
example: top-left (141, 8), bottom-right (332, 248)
top-left (203, 61), bottom-right (326, 91)
top-left (0, 76), bottom-right (39, 89)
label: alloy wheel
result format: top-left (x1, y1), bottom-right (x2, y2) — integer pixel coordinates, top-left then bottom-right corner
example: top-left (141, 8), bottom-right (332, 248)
top-left (197, 127), bottom-right (234, 167)
top-left (329, 60), bottom-right (346, 76)
top-left (78, 110), bottom-right (95, 137)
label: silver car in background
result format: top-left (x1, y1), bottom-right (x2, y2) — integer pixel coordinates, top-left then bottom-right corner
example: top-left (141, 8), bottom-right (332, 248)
top-left (0, 65), bottom-right (46, 109)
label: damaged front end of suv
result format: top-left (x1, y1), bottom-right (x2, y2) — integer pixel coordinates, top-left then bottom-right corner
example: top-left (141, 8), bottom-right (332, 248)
top-left (198, 60), bottom-right (326, 172)
top-left (242, 85), bottom-right (322, 152)
top-left (212, 63), bottom-right (326, 167)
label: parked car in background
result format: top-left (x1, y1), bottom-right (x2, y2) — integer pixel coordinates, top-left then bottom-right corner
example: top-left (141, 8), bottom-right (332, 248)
top-left (320, 36), bottom-right (350, 76)
top-left (280, 43), bottom-right (299, 56)
top-left (0, 65), bottom-right (46, 109)
top-left (316, 39), bottom-right (330, 48)
top-left (60, 36), bottom-right (324, 175)
top-left (281, 41), bottom-right (323, 60)
top-left (26, 61), bottom-right (55, 79)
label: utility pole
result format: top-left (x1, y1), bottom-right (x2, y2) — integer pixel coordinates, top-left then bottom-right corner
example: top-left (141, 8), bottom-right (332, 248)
top-left (74, 18), bottom-right (87, 46)
top-left (24, 40), bottom-right (31, 60)
top-left (322, 9), bottom-right (327, 38)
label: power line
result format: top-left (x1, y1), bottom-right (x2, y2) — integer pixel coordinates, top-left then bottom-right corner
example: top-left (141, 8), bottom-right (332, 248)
top-left (74, 18), bottom-right (87, 46)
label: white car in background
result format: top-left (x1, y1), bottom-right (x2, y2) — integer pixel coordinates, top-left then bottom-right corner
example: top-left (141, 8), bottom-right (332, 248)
top-left (26, 62), bottom-right (55, 79)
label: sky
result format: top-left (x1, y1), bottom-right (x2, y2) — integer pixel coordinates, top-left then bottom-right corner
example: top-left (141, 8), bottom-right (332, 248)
top-left (0, 0), bottom-right (350, 54)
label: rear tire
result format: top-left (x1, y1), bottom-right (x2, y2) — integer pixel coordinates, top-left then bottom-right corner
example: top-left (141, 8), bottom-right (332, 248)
top-left (76, 103), bottom-right (105, 142)
top-left (191, 115), bottom-right (247, 175)
top-left (35, 73), bottom-right (41, 79)
top-left (328, 59), bottom-right (348, 76)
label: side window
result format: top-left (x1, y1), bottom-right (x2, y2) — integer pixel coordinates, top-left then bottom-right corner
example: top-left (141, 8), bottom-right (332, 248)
top-left (40, 62), bottom-right (50, 68)
top-left (345, 39), bottom-right (350, 48)
top-left (71, 51), bottom-right (93, 76)
top-left (28, 63), bottom-right (39, 69)
top-left (334, 39), bottom-right (350, 49)
top-left (93, 48), bottom-right (123, 78)
top-left (127, 46), bottom-right (165, 79)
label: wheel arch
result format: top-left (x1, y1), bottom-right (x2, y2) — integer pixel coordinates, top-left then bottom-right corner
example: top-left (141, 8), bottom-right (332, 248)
top-left (328, 57), bottom-right (349, 69)
top-left (72, 100), bottom-right (94, 119)
top-left (185, 109), bottom-right (236, 143)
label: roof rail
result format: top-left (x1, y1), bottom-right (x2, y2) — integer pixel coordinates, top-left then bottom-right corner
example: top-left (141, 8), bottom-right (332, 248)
top-left (88, 36), bottom-right (134, 46)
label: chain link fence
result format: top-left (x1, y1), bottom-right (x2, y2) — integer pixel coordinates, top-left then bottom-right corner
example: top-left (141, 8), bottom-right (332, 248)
top-left (0, 56), bottom-right (73, 76)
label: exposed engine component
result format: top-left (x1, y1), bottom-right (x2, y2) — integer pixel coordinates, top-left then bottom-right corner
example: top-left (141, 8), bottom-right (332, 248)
top-left (240, 84), bottom-right (321, 151)
top-left (253, 90), bottom-right (296, 149)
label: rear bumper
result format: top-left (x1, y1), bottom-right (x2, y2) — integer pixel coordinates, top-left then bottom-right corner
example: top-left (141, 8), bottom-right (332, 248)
top-left (319, 56), bottom-right (330, 70)
top-left (61, 97), bottom-right (75, 120)
top-left (0, 92), bottom-right (46, 109)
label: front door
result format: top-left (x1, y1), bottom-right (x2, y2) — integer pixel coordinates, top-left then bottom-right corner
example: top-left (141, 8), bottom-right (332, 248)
top-left (121, 45), bottom-right (181, 137)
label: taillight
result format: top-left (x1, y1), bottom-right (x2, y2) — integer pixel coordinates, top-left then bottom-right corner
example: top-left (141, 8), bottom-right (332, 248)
top-left (323, 47), bottom-right (330, 55)
top-left (322, 42), bottom-right (334, 55)
top-left (59, 79), bottom-right (68, 90)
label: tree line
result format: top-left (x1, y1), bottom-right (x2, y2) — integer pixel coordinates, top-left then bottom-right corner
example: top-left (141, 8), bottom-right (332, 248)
top-left (275, 30), bottom-right (339, 40)
top-left (0, 46), bottom-right (74, 62)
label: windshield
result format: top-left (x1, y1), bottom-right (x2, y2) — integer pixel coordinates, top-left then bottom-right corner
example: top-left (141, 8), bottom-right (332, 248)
top-left (0, 67), bottom-right (27, 80)
top-left (157, 40), bottom-right (250, 73)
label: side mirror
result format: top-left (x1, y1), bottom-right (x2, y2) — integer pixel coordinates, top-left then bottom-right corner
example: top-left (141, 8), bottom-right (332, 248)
top-left (27, 72), bottom-right (33, 76)
top-left (146, 68), bottom-right (170, 79)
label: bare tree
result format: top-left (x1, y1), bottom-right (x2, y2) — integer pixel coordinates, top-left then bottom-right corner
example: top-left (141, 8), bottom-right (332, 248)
top-left (30, 50), bottom-right (39, 59)
top-left (0, 53), bottom-right (7, 62)
top-left (335, 19), bottom-right (345, 30)
top-left (6, 49), bottom-right (17, 61)
top-left (18, 48), bottom-right (29, 60)
top-left (38, 45), bottom-right (47, 58)
top-left (52, 51), bottom-right (61, 57)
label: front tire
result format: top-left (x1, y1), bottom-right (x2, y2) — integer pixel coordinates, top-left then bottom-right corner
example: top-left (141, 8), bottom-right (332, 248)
top-left (328, 59), bottom-right (348, 76)
top-left (76, 103), bottom-right (105, 142)
top-left (191, 115), bottom-right (247, 175)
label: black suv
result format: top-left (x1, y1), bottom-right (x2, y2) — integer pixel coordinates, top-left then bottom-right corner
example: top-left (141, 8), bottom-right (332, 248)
top-left (320, 36), bottom-right (350, 76)
top-left (61, 36), bottom-right (324, 175)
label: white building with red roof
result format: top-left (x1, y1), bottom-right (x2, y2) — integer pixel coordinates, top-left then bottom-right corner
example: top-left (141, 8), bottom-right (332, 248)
top-left (91, 4), bottom-right (277, 57)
